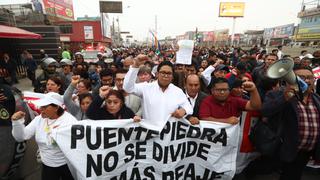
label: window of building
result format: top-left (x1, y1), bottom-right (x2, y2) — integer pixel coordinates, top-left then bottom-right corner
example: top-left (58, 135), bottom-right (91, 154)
top-left (59, 24), bottom-right (72, 34)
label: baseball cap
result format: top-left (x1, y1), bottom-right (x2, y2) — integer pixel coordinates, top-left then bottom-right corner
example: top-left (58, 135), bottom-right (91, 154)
top-left (33, 92), bottom-right (64, 108)
top-left (214, 64), bottom-right (229, 72)
top-left (60, 59), bottom-right (72, 66)
top-left (304, 53), bottom-right (314, 59)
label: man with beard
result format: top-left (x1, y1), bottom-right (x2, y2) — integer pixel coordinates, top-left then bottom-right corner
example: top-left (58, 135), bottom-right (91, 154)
top-left (199, 77), bottom-right (261, 124)
top-left (262, 65), bottom-right (320, 180)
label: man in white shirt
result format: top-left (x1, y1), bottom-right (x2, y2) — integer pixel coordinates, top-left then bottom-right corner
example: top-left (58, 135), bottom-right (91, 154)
top-left (123, 55), bottom-right (193, 131)
top-left (277, 45), bottom-right (283, 60)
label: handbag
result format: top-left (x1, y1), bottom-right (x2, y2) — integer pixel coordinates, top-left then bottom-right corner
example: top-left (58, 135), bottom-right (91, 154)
top-left (249, 118), bottom-right (283, 157)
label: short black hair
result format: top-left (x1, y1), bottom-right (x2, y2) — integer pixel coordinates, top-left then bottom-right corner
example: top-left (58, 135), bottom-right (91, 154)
top-left (100, 69), bottom-right (114, 78)
top-left (293, 64), bottom-right (313, 73)
top-left (301, 50), bottom-right (307, 55)
top-left (115, 68), bottom-right (128, 75)
top-left (157, 61), bottom-right (174, 73)
top-left (208, 77), bottom-right (229, 90)
top-left (265, 53), bottom-right (278, 60)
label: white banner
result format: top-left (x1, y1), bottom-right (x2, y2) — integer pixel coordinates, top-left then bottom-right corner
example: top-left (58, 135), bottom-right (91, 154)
top-left (52, 118), bottom-right (239, 180)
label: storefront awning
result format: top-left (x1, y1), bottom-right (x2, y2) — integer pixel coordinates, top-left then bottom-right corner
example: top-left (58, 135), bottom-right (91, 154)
top-left (0, 25), bottom-right (42, 39)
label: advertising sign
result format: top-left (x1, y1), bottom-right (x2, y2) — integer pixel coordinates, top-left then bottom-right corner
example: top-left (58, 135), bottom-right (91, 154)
top-left (99, 1), bottom-right (123, 13)
top-left (297, 14), bottom-right (320, 40)
top-left (219, 2), bottom-right (245, 17)
top-left (272, 24), bottom-right (294, 38)
top-left (263, 24), bottom-right (294, 39)
top-left (84, 26), bottom-right (94, 40)
top-left (42, 0), bottom-right (74, 21)
top-left (203, 31), bottom-right (215, 42)
top-left (214, 29), bottom-right (229, 42)
top-left (263, 28), bottom-right (274, 39)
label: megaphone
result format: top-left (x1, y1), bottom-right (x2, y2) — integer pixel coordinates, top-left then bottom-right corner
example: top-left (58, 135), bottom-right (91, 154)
top-left (267, 58), bottom-right (308, 93)
top-left (267, 58), bottom-right (296, 84)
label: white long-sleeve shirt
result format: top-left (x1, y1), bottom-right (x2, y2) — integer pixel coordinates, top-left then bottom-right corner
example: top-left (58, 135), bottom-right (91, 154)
top-left (123, 67), bottom-right (193, 130)
top-left (12, 112), bottom-right (77, 167)
top-left (201, 65), bottom-right (215, 86)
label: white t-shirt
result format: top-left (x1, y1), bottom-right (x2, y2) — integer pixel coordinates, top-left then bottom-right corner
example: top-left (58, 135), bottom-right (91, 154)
top-left (12, 111), bottom-right (77, 167)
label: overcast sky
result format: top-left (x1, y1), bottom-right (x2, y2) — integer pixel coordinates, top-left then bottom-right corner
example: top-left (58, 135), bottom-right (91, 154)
top-left (1, 0), bottom-right (304, 40)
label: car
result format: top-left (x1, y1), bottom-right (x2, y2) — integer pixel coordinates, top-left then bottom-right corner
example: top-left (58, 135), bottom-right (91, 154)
top-left (82, 50), bottom-right (100, 63)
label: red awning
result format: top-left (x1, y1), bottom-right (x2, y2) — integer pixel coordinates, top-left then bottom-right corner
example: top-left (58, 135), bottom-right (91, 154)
top-left (0, 25), bottom-right (42, 39)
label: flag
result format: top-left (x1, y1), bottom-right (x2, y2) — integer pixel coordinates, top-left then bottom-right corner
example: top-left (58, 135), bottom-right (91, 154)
top-left (149, 30), bottom-right (161, 53)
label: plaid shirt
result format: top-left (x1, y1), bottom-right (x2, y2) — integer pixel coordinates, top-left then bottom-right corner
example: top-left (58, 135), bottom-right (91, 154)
top-left (297, 96), bottom-right (320, 151)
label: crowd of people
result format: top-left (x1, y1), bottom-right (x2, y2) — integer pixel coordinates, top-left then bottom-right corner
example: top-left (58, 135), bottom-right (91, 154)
top-left (2, 44), bottom-right (320, 180)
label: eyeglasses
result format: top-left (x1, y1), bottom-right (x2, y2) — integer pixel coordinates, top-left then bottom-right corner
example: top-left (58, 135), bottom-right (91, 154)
top-left (159, 71), bottom-right (173, 77)
top-left (213, 88), bottom-right (230, 93)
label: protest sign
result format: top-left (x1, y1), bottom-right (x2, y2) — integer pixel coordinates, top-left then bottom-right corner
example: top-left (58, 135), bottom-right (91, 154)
top-left (176, 40), bottom-right (194, 65)
top-left (52, 118), bottom-right (239, 180)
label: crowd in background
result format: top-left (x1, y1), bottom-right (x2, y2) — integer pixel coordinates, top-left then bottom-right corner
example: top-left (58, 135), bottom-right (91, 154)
top-left (2, 44), bottom-right (320, 180)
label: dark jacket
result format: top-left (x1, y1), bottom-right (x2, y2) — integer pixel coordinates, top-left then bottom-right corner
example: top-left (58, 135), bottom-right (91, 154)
top-left (86, 95), bottom-right (135, 120)
top-left (185, 91), bottom-right (208, 119)
top-left (261, 89), bottom-right (320, 162)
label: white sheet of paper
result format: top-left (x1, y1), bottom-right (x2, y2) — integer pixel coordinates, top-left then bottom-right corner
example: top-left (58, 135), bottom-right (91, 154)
top-left (176, 40), bottom-right (194, 65)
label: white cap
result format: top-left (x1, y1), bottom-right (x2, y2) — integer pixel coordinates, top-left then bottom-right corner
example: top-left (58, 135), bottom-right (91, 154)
top-left (304, 53), bottom-right (314, 59)
top-left (60, 59), bottom-right (72, 66)
top-left (97, 52), bottom-right (103, 56)
top-left (33, 92), bottom-right (64, 108)
top-left (75, 52), bottom-right (82, 56)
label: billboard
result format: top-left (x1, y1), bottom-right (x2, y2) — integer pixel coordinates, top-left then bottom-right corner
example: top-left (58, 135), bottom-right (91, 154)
top-left (297, 14), bottom-right (320, 40)
top-left (273, 24), bottom-right (294, 38)
top-left (214, 29), bottom-right (229, 42)
top-left (42, 0), bottom-right (74, 21)
top-left (202, 31), bottom-right (215, 42)
top-left (100, 1), bottom-right (123, 13)
top-left (263, 28), bottom-right (274, 39)
top-left (84, 26), bottom-right (94, 40)
top-left (263, 24), bottom-right (294, 39)
top-left (219, 2), bottom-right (245, 17)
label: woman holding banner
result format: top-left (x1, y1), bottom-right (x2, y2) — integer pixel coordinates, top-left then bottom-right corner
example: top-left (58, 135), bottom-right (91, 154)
top-left (11, 92), bottom-right (76, 180)
top-left (86, 86), bottom-right (139, 121)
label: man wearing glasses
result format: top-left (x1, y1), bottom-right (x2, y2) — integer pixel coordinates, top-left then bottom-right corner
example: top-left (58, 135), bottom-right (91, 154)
top-left (123, 55), bottom-right (193, 131)
top-left (199, 77), bottom-right (261, 124)
top-left (262, 66), bottom-right (320, 180)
